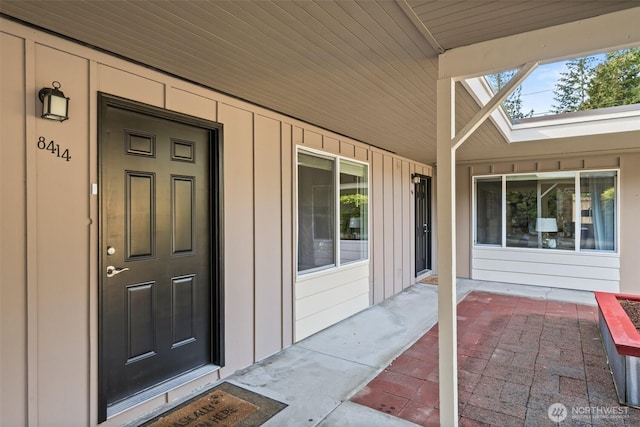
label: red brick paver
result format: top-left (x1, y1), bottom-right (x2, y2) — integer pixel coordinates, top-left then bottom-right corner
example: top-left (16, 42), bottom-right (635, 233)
top-left (351, 291), bottom-right (640, 426)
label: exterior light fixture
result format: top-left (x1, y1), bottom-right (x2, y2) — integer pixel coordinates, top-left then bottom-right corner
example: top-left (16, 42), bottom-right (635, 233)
top-left (38, 81), bottom-right (69, 122)
top-left (412, 174), bottom-right (422, 184)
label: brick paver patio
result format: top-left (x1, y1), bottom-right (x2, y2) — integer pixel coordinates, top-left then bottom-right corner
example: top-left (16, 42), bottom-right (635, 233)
top-left (351, 291), bottom-right (640, 426)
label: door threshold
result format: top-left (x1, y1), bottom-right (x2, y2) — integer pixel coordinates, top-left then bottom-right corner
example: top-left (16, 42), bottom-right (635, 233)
top-left (416, 270), bottom-right (432, 280)
top-left (107, 364), bottom-right (220, 420)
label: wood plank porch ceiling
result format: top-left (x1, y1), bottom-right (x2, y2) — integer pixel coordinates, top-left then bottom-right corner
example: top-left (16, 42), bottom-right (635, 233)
top-left (1, 0), bottom-right (637, 164)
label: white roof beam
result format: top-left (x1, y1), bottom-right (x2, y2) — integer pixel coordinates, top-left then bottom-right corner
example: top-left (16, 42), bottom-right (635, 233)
top-left (452, 61), bottom-right (537, 150)
top-left (397, 0), bottom-right (445, 55)
top-left (439, 7), bottom-right (640, 80)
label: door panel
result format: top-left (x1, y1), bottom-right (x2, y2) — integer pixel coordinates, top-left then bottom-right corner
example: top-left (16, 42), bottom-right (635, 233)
top-left (172, 275), bottom-right (196, 346)
top-left (127, 172), bottom-right (155, 258)
top-left (126, 282), bottom-right (156, 363)
top-left (98, 94), bottom-right (223, 421)
top-left (172, 176), bottom-right (195, 254)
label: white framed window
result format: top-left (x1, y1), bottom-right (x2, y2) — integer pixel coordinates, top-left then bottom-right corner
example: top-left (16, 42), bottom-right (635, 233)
top-left (297, 148), bottom-right (369, 274)
top-left (474, 170), bottom-right (617, 252)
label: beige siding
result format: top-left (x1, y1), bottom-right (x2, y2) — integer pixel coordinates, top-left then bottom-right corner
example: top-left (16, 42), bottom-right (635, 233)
top-left (402, 161), bottom-right (412, 288)
top-left (281, 123), bottom-right (294, 347)
top-left (620, 153), bottom-right (640, 294)
top-left (0, 19), bottom-right (432, 426)
top-left (393, 159), bottom-right (404, 294)
top-left (1, 32), bottom-right (28, 427)
top-left (302, 128), bottom-right (322, 150)
top-left (456, 165), bottom-right (472, 278)
top-left (372, 152), bottom-right (434, 299)
top-left (219, 103), bottom-right (255, 376)
top-left (34, 44), bottom-right (91, 425)
top-left (254, 114), bottom-right (283, 360)
top-left (295, 264), bottom-right (370, 341)
top-left (383, 154), bottom-right (395, 298)
top-left (97, 64), bottom-right (165, 107)
top-left (472, 248), bottom-right (620, 292)
top-left (371, 151), bottom-right (386, 304)
top-left (168, 87), bottom-right (218, 122)
top-left (324, 136), bottom-right (340, 155)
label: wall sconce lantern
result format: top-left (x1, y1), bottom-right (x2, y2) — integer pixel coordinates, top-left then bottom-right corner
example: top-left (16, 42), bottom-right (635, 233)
top-left (412, 174), bottom-right (422, 184)
top-left (38, 81), bottom-right (69, 122)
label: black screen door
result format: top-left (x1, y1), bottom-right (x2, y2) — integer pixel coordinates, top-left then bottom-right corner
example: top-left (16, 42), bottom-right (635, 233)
top-left (98, 94), bottom-right (223, 421)
top-left (415, 176), bottom-right (432, 275)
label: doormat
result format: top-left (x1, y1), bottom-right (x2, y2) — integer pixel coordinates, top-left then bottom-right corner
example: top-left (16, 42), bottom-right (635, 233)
top-left (140, 382), bottom-right (287, 427)
top-left (419, 275), bottom-right (438, 285)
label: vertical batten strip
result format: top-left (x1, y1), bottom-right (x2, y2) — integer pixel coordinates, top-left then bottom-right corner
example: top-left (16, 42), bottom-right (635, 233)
top-left (281, 123), bottom-right (294, 347)
top-left (371, 151), bottom-right (385, 305)
top-left (88, 58), bottom-right (99, 427)
top-left (1, 32), bottom-right (30, 427)
top-left (393, 159), bottom-right (403, 294)
top-left (402, 161), bottom-right (411, 288)
top-left (24, 37), bottom-right (40, 427)
top-left (254, 114), bottom-right (284, 360)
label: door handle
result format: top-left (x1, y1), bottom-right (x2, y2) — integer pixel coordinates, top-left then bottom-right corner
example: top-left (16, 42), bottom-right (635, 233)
top-left (106, 265), bottom-right (130, 278)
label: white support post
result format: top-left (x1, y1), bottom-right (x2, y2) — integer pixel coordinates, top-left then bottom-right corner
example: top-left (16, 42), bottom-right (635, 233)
top-left (436, 65), bottom-right (532, 426)
top-left (436, 77), bottom-right (458, 427)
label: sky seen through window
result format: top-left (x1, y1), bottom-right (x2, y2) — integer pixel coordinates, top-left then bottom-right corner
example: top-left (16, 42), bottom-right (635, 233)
top-left (485, 48), bottom-right (640, 121)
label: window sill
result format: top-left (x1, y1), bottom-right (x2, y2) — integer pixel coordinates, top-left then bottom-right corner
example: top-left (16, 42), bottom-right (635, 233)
top-left (296, 259), bottom-right (370, 283)
top-left (473, 244), bottom-right (619, 256)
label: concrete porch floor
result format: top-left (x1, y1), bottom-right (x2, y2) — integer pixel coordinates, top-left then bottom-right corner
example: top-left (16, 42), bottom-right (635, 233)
top-left (138, 279), bottom-right (640, 426)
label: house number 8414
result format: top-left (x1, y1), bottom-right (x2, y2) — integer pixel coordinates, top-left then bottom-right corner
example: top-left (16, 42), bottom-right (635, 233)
top-left (37, 136), bottom-right (71, 161)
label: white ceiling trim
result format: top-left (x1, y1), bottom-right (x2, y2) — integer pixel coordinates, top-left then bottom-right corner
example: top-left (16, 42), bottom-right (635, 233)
top-left (439, 7), bottom-right (640, 79)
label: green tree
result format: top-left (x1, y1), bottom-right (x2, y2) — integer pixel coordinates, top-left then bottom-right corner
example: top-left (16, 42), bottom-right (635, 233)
top-left (584, 48), bottom-right (640, 110)
top-left (487, 71), bottom-right (534, 121)
top-left (552, 57), bottom-right (595, 113)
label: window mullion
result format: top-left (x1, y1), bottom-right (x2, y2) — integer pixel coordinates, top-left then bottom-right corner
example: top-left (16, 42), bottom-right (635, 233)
top-left (501, 176), bottom-right (506, 248)
top-left (536, 181), bottom-right (542, 248)
top-left (575, 173), bottom-right (581, 252)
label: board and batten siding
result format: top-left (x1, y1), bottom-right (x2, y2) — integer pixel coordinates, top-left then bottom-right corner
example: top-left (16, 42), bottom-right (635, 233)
top-left (370, 151), bottom-right (433, 306)
top-left (0, 19), bottom-right (432, 427)
top-left (461, 154), bottom-right (634, 294)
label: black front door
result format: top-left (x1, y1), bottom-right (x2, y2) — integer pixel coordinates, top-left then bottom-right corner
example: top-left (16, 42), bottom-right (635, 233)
top-left (415, 176), bottom-right (431, 275)
top-left (98, 94), bottom-right (223, 421)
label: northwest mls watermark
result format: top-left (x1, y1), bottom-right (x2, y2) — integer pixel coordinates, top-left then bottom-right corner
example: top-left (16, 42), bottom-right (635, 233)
top-left (548, 402), bottom-right (630, 422)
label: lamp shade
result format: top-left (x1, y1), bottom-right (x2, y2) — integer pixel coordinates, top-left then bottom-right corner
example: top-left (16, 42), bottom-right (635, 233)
top-left (536, 218), bottom-right (558, 232)
top-left (39, 82), bottom-right (69, 121)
